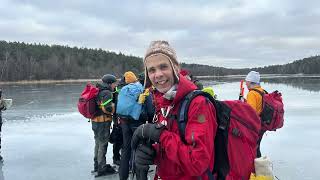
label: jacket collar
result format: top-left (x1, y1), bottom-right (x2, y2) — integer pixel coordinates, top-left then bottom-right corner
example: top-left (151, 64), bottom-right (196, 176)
top-left (249, 85), bottom-right (262, 91)
top-left (172, 75), bottom-right (198, 104)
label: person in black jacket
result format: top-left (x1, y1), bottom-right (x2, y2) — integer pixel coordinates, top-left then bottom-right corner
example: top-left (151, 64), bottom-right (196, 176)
top-left (110, 76), bottom-right (126, 166)
top-left (91, 74), bottom-right (118, 177)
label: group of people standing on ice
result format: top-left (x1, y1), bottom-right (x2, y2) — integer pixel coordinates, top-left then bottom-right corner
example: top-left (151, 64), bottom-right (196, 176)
top-left (79, 40), bottom-right (284, 180)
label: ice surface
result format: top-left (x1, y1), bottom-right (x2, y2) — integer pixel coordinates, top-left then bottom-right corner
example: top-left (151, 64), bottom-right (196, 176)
top-left (0, 77), bottom-right (319, 180)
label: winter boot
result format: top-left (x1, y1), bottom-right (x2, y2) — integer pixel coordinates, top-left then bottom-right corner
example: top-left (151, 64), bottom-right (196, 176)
top-left (113, 158), bottom-right (120, 166)
top-left (91, 159), bottom-right (98, 173)
top-left (95, 164), bottom-right (117, 177)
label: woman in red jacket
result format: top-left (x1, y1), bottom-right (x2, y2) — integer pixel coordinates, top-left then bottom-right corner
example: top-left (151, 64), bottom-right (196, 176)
top-left (131, 41), bottom-right (217, 180)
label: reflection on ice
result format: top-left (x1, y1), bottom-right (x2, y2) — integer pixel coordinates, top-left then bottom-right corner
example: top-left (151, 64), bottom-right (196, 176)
top-left (2, 113), bottom-right (155, 180)
top-left (3, 113), bottom-right (94, 180)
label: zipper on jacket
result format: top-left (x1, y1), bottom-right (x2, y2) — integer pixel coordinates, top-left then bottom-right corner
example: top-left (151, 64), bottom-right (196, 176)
top-left (191, 131), bottom-right (196, 147)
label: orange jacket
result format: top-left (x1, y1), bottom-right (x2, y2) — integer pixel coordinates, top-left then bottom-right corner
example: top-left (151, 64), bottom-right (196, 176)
top-left (91, 104), bottom-right (114, 122)
top-left (246, 86), bottom-right (264, 115)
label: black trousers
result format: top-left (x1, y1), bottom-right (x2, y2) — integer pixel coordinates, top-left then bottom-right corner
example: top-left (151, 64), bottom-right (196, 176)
top-left (113, 139), bottom-right (122, 161)
top-left (110, 124), bottom-right (123, 161)
top-left (119, 119), bottom-right (143, 180)
top-left (257, 131), bottom-right (266, 158)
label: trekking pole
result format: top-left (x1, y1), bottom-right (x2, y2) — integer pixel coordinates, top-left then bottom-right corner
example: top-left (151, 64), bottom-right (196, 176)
top-left (133, 139), bottom-right (151, 180)
top-left (238, 80), bottom-right (245, 101)
top-left (131, 150), bottom-right (136, 180)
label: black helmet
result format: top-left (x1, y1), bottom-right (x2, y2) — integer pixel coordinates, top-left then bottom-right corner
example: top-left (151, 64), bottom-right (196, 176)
top-left (102, 74), bottom-right (117, 84)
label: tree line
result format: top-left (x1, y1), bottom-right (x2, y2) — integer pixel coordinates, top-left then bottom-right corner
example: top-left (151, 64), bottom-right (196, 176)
top-left (0, 41), bottom-right (143, 81)
top-left (181, 56), bottom-right (320, 76)
top-left (0, 40), bottom-right (319, 81)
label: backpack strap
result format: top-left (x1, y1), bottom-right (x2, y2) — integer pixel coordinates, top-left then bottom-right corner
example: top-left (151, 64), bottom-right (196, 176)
top-left (177, 90), bottom-right (232, 143)
top-left (177, 90), bottom-right (232, 179)
top-left (177, 90), bottom-right (217, 143)
top-left (250, 88), bottom-right (268, 113)
top-left (177, 90), bottom-right (216, 180)
top-left (250, 88), bottom-right (268, 96)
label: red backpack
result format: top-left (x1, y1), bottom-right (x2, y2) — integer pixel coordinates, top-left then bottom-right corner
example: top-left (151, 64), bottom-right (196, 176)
top-left (78, 83), bottom-right (99, 119)
top-left (177, 90), bottom-right (260, 180)
top-left (251, 89), bottom-right (284, 131)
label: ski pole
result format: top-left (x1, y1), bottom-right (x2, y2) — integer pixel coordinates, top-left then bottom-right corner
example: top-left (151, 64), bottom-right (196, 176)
top-left (131, 150), bottom-right (136, 180)
top-left (239, 80), bottom-right (245, 101)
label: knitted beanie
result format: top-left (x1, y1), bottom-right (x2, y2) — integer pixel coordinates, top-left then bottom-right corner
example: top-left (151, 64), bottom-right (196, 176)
top-left (245, 71), bottom-right (260, 84)
top-left (144, 40), bottom-right (178, 66)
top-left (143, 40), bottom-right (180, 88)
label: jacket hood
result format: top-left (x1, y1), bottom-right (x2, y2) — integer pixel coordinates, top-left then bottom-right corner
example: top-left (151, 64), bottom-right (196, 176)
top-left (172, 75), bottom-right (198, 104)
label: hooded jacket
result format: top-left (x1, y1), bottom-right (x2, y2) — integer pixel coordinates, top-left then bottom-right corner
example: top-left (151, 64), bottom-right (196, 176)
top-left (92, 83), bottom-right (114, 122)
top-left (152, 75), bottom-right (217, 180)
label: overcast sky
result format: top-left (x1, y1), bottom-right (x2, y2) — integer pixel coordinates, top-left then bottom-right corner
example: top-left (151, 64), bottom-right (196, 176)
top-left (1, 0), bottom-right (319, 68)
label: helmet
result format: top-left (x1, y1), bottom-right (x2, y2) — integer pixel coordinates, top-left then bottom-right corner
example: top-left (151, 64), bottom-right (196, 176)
top-left (101, 74), bottom-right (117, 84)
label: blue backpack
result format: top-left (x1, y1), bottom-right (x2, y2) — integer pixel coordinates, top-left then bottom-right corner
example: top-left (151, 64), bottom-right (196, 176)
top-left (116, 82), bottom-right (143, 120)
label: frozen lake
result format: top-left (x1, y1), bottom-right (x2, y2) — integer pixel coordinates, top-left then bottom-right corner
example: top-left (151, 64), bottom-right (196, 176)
top-left (1, 75), bottom-right (319, 180)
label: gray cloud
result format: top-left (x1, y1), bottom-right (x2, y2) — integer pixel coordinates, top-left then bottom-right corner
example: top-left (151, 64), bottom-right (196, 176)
top-left (1, 0), bottom-right (319, 68)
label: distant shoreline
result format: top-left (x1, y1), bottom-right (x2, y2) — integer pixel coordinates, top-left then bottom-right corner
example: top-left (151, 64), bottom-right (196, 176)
top-left (1, 74), bottom-right (319, 85)
top-left (197, 74), bottom-right (320, 79)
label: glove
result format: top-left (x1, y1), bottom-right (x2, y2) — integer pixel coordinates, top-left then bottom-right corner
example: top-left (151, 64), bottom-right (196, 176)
top-left (134, 143), bottom-right (156, 171)
top-left (138, 93), bottom-right (146, 104)
top-left (131, 123), bottom-right (165, 150)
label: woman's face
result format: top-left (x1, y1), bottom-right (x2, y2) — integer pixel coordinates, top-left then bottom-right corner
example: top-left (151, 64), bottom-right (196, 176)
top-left (145, 54), bottom-right (175, 93)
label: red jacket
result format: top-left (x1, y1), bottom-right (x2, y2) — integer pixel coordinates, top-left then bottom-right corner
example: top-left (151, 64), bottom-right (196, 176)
top-left (152, 75), bottom-right (217, 180)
